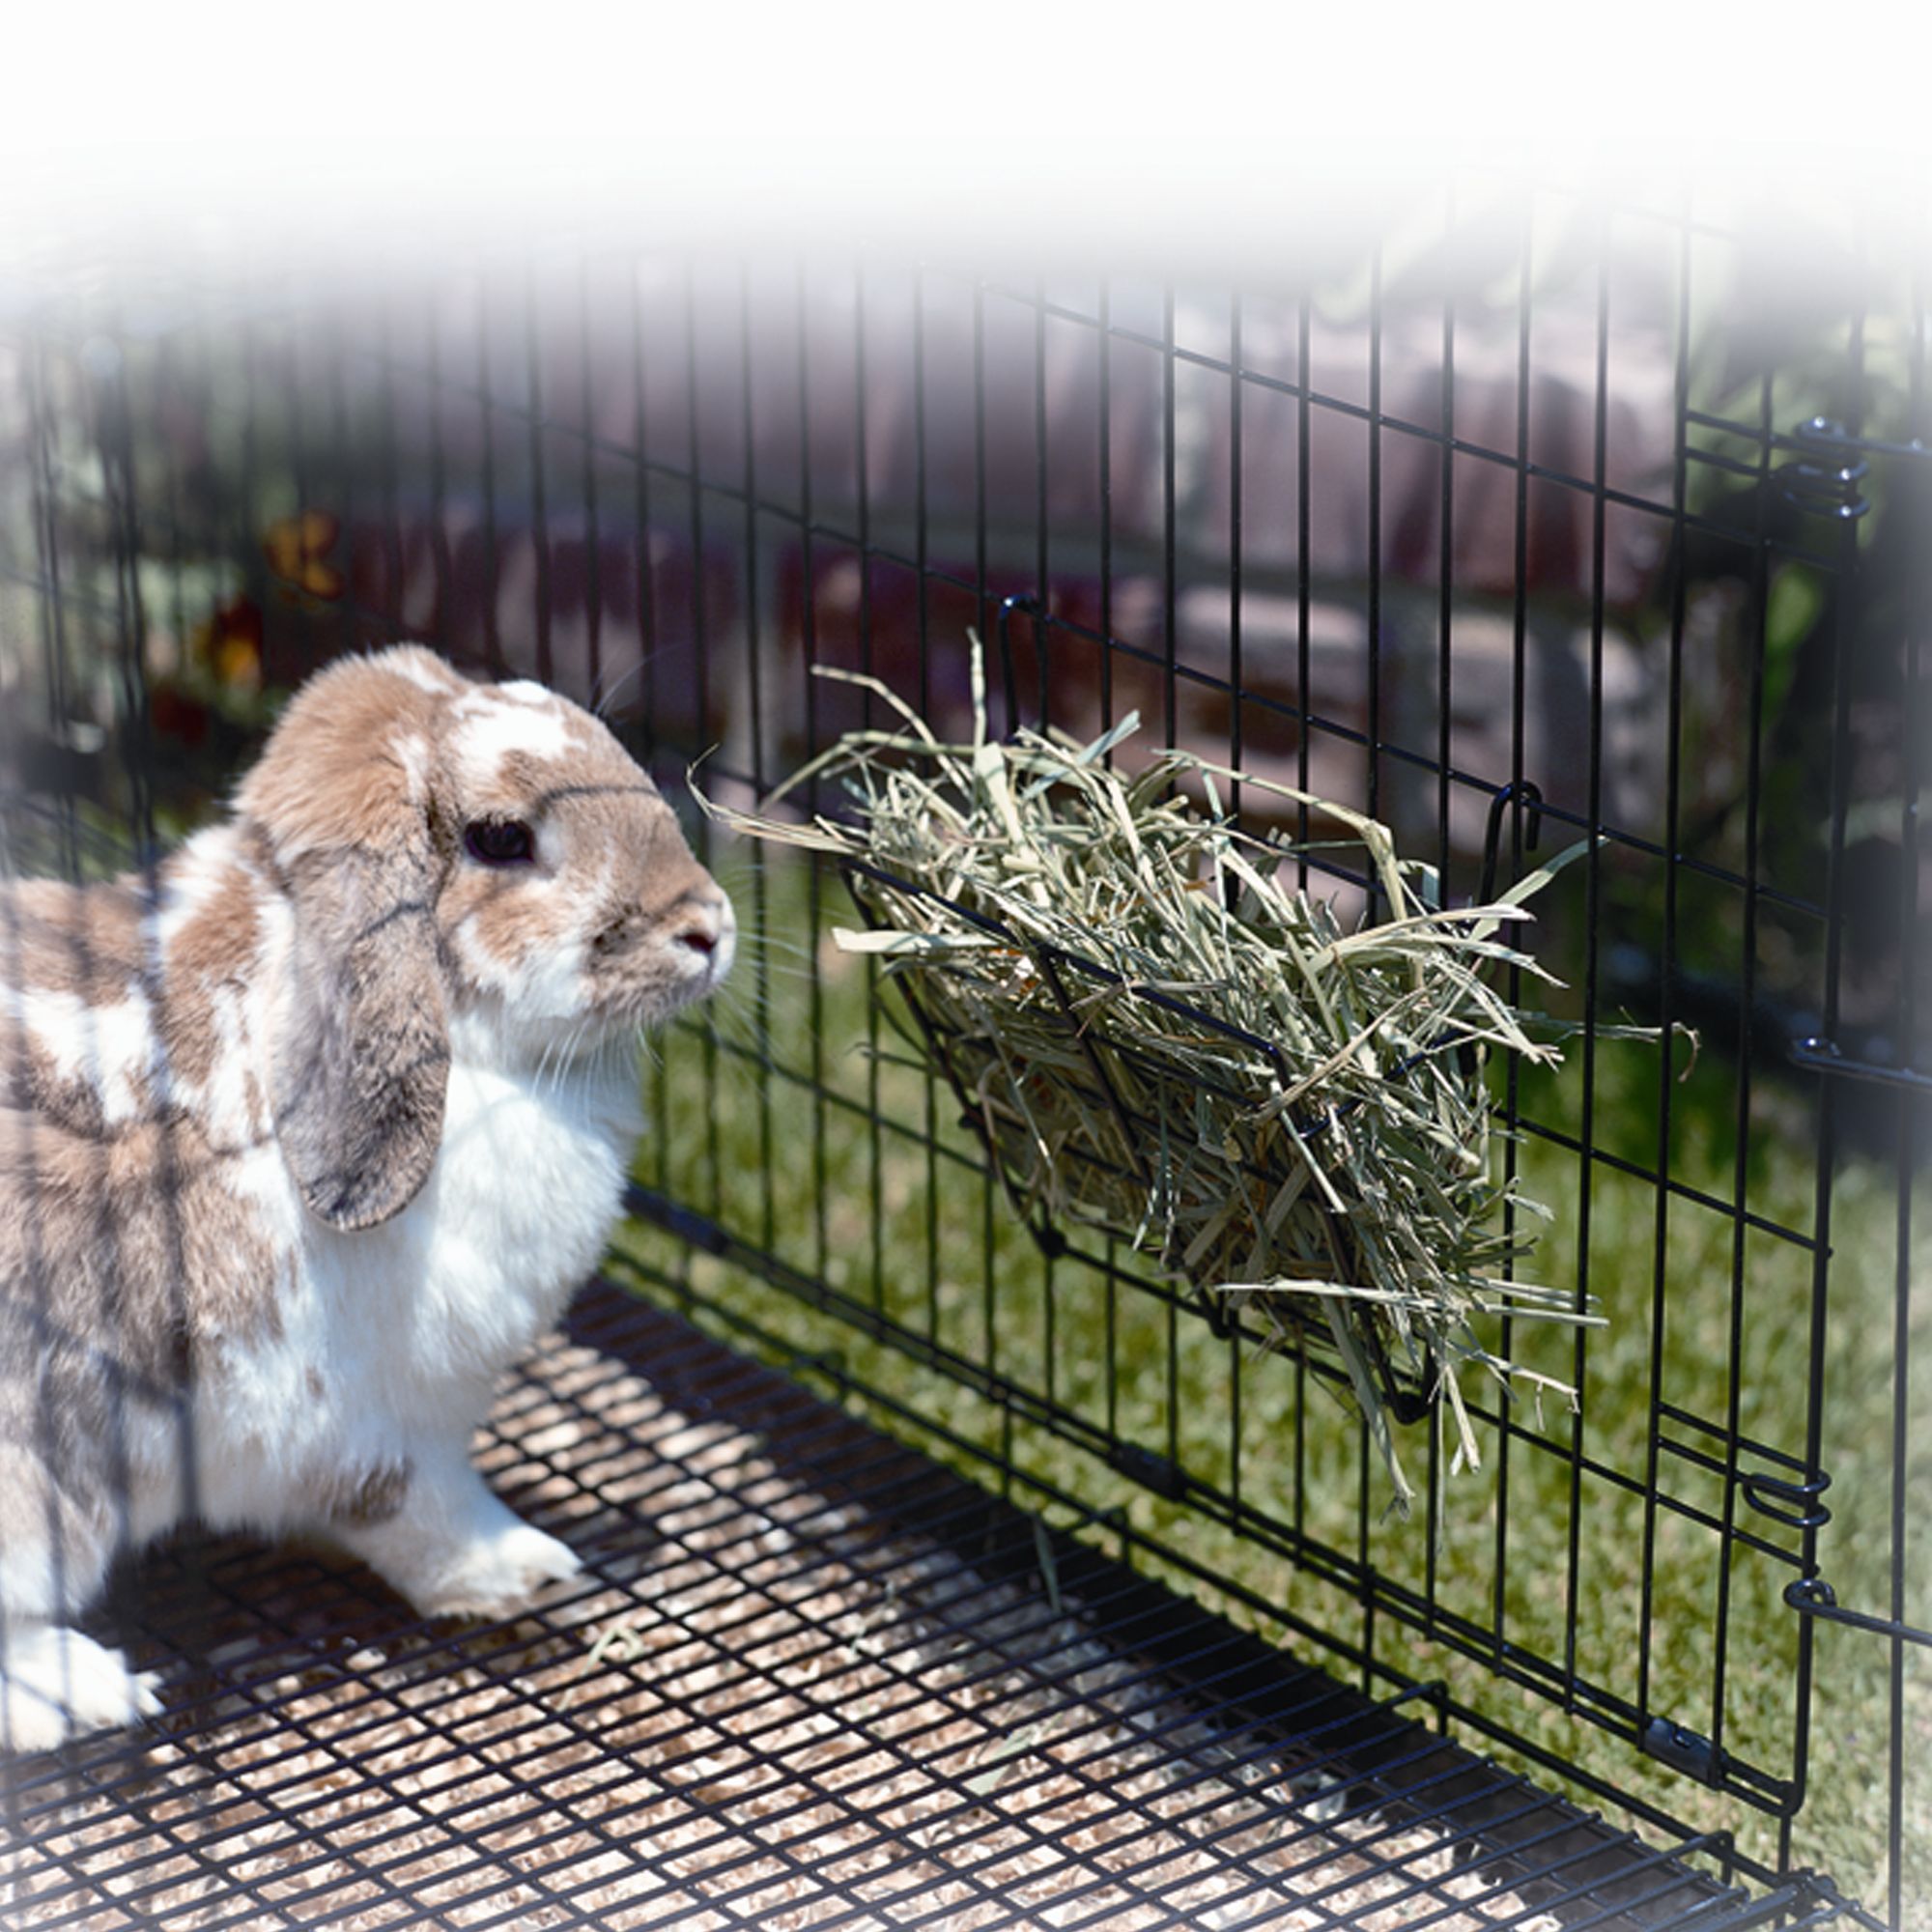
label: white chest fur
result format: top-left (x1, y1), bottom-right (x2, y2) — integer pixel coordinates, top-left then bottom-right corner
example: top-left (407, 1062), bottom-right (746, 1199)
top-left (183, 1042), bottom-right (644, 1536)
top-left (355, 1047), bottom-right (644, 1393)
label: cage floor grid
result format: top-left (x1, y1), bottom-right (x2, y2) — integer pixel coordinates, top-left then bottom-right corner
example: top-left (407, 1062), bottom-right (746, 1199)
top-left (2, 1282), bottom-right (1772, 1932)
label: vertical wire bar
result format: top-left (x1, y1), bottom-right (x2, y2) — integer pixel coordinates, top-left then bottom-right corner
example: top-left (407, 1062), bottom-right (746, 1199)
top-left (1366, 245), bottom-right (1384, 853)
top-left (578, 255), bottom-right (605, 707)
top-left (738, 265), bottom-right (774, 1260)
top-left (1426, 183), bottom-right (1456, 1591)
top-left (279, 284), bottom-right (318, 687)
top-left (233, 295), bottom-right (270, 675)
top-left (1712, 360), bottom-right (1777, 1770)
top-left (915, 265), bottom-right (938, 1343)
top-left (1098, 279), bottom-right (1114, 740)
top-left (1885, 241), bottom-right (1926, 1929)
top-left (1492, 186), bottom-right (1535, 1667)
top-left (376, 299), bottom-right (405, 641)
top-left (1161, 285), bottom-right (1178, 749)
top-left (523, 261), bottom-right (554, 688)
top-left (156, 324), bottom-right (189, 790)
top-left (1637, 196), bottom-right (1695, 1736)
top-left (2, 305), bottom-right (80, 1715)
top-left (476, 274), bottom-right (505, 678)
top-left (1563, 205), bottom-right (1613, 1708)
top-left (629, 257), bottom-right (668, 1198)
top-left (854, 259), bottom-right (883, 1315)
top-left (1293, 288), bottom-right (1313, 1532)
top-left (329, 314), bottom-right (358, 667)
top-left (23, 331), bottom-right (78, 878)
top-left (972, 273), bottom-right (1000, 1402)
top-left (1436, 194), bottom-right (1457, 903)
top-left (797, 259), bottom-right (830, 1285)
top-left (682, 263), bottom-right (721, 1216)
top-left (424, 279), bottom-right (454, 657)
top-left (99, 322), bottom-right (155, 861)
top-left (1228, 291), bottom-right (1244, 820)
top-left (143, 316), bottom-right (204, 1541)
top-left (1227, 288), bottom-right (1244, 1524)
top-left (1035, 273), bottom-right (1050, 657)
top-left (97, 312), bottom-right (163, 1544)
top-left (1034, 279), bottom-right (1060, 1406)
top-left (1098, 276), bottom-right (1120, 1456)
top-left (1159, 283), bottom-right (1179, 1466)
top-left (1787, 261), bottom-right (1869, 1861)
top-left (1358, 242), bottom-right (1385, 1687)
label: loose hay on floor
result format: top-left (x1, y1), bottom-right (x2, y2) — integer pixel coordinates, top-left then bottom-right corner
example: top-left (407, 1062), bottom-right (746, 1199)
top-left (0, 1287), bottom-right (1714, 1930)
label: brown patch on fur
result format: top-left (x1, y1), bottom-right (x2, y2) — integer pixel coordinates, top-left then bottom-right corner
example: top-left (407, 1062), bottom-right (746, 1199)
top-left (236, 647), bottom-right (459, 866)
top-left (440, 714), bottom-right (724, 1031)
top-left (0, 1101), bottom-right (286, 1393)
top-left (0, 877), bottom-right (147, 1002)
top-left (0, 1088), bottom-right (287, 1598)
top-left (270, 842), bottom-right (450, 1232)
top-left (155, 852), bottom-right (266, 1094)
top-left (0, 880), bottom-right (156, 1137)
top-left (309, 1458), bottom-right (412, 1529)
top-left (574, 798), bottom-right (726, 1025)
top-left (236, 650), bottom-right (462, 1233)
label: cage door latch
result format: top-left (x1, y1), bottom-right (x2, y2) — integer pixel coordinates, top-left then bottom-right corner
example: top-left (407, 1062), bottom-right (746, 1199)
top-left (1785, 1577), bottom-right (1932, 1650)
top-left (1788, 1034), bottom-right (1932, 1097)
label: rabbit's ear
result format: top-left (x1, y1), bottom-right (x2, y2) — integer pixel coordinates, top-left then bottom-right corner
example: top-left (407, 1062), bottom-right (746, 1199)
top-left (271, 838), bottom-right (449, 1232)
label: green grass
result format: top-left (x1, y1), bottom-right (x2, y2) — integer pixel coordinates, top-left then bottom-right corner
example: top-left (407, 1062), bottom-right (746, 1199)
top-left (614, 843), bottom-right (1930, 1922)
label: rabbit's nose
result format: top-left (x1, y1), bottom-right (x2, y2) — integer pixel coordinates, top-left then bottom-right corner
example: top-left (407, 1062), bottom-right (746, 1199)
top-left (673, 893), bottom-right (734, 964)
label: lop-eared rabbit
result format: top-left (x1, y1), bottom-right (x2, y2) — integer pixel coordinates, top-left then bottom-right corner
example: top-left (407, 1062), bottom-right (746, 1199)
top-left (0, 646), bottom-right (733, 1750)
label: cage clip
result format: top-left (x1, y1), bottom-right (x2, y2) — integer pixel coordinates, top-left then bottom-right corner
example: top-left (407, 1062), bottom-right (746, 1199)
top-left (1776, 418), bottom-right (1872, 521)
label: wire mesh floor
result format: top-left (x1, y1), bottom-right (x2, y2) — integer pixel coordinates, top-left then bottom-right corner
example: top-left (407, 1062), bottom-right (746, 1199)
top-left (1, 1280), bottom-right (1779, 1931)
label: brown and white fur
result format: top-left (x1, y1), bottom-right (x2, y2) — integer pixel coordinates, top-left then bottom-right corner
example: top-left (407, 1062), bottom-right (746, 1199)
top-left (0, 646), bottom-right (733, 1751)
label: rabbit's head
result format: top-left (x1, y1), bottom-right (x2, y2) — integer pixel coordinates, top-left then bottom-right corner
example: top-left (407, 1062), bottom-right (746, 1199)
top-left (236, 647), bottom-right (732, 1233)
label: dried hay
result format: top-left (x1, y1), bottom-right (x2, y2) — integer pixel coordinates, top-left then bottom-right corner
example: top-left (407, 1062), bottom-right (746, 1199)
top-left (704, 642), bottom-right (1673, 1511)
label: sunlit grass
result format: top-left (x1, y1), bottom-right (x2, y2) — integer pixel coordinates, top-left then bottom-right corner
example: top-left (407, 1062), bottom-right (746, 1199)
top-left (614, 844), bottom-right (1929, 1919)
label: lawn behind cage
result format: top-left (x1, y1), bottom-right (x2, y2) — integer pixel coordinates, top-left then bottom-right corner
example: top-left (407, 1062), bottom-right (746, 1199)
top-left (613, 842), bottom-right (1931, 1921)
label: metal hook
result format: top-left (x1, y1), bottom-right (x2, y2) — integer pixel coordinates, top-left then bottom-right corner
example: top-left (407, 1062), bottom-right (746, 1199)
top-left (1477, 780), bottom-right (1545, 908)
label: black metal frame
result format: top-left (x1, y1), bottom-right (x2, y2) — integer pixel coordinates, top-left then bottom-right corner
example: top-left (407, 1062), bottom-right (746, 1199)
top-left (0, 174), bottom-right (1922, 1927)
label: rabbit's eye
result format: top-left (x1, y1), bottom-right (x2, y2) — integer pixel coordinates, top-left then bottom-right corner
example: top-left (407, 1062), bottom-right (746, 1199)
top-left (464, 818), bottom-right (536, 867)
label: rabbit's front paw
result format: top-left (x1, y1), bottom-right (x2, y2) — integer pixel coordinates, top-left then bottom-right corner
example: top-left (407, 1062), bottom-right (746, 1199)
top-left (1, 1627), bottom-right (161, 1754)
top-left (413, 1522), bottom-right (584, 1621)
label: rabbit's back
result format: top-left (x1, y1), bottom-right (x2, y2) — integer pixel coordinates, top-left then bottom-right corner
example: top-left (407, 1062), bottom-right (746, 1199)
top-left (0, 849), bottom-right (298, 1520)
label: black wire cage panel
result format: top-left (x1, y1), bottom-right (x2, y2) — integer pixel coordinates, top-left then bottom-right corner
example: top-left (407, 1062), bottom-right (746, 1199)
top-left (0, 175), bottom-right (1925, 1928)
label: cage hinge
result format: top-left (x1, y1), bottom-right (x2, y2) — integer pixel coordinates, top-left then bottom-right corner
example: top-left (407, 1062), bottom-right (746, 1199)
top-left (1640, 1717), bottom-right (1729, 1786)
top-left (1738, 1465), bottom-right (1832, 1530)
top-left (1776, 417), bottom-right (1872, 520)
top-left (1106, 1442), bottom-right (1190, 1501)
